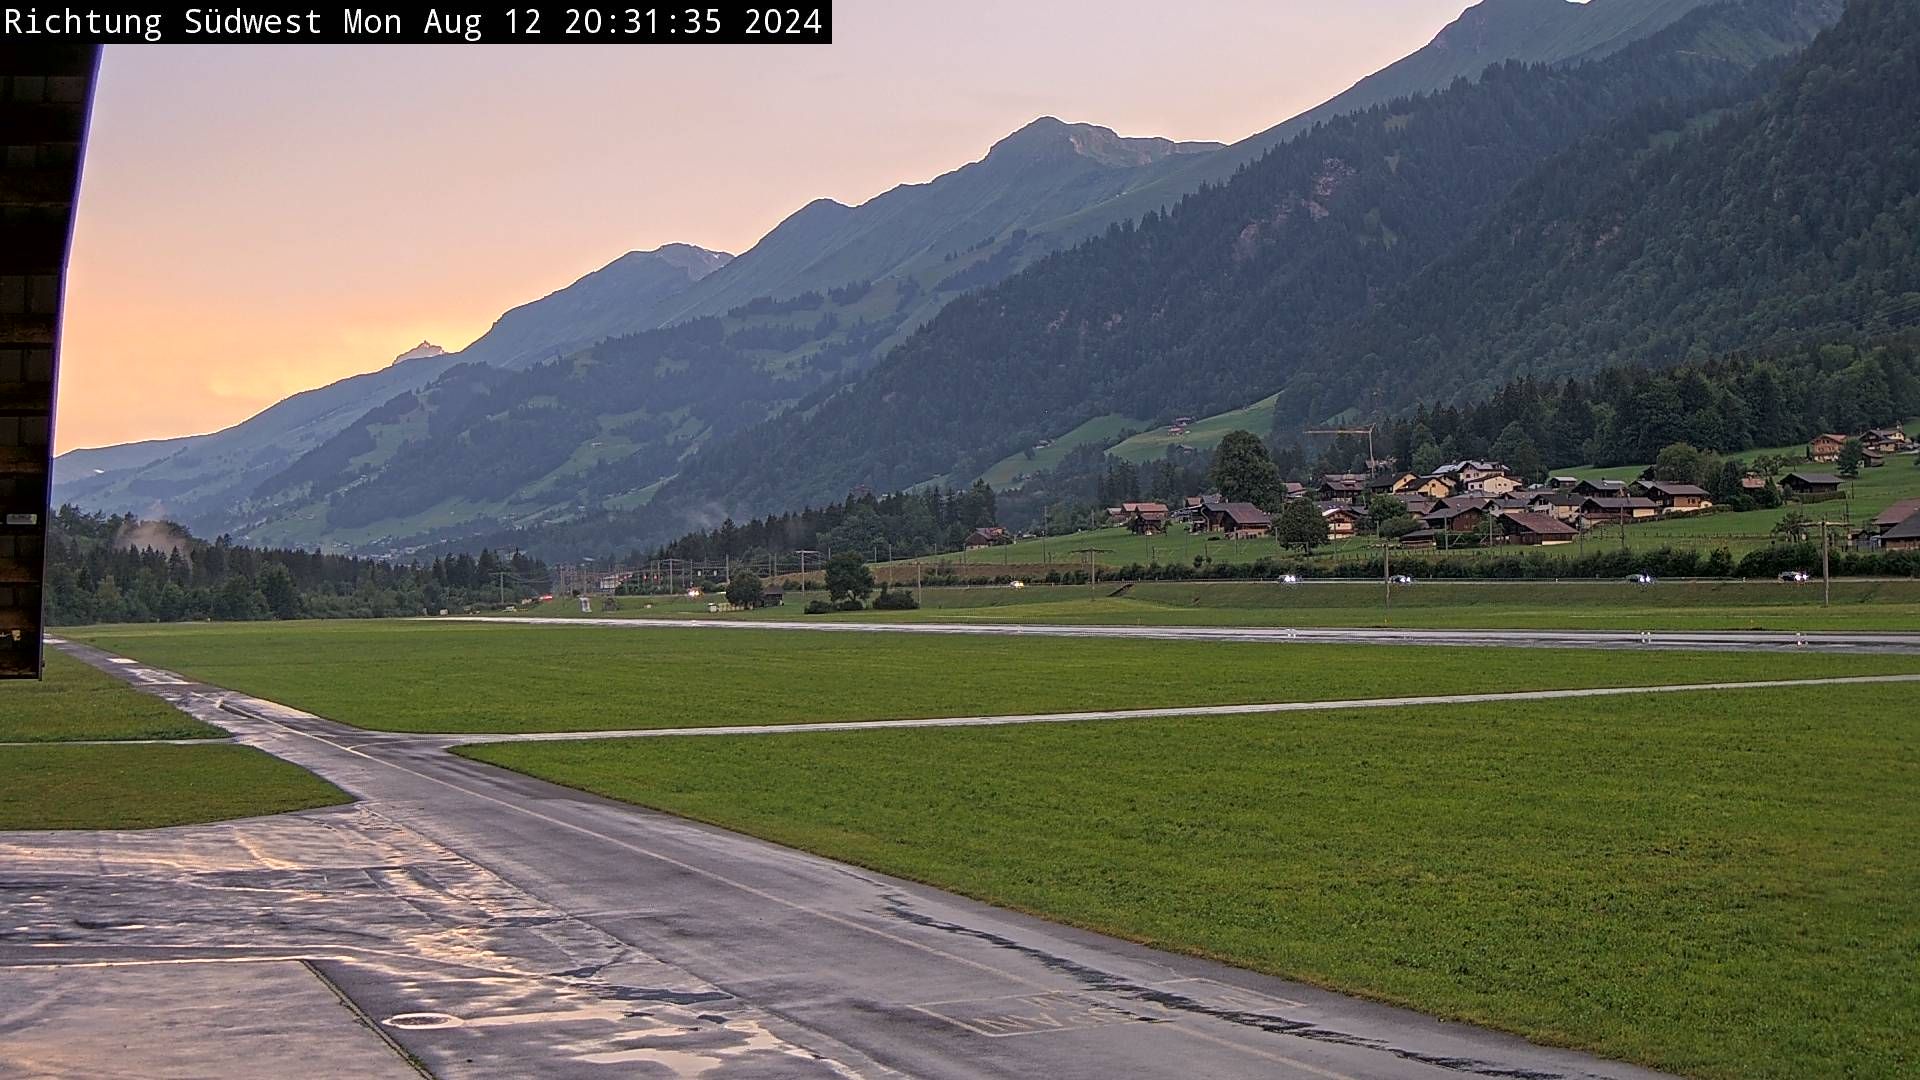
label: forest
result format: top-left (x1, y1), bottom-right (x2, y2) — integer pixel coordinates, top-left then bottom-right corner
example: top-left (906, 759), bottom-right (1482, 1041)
top-left (43, 507), bottom-right (548, 626)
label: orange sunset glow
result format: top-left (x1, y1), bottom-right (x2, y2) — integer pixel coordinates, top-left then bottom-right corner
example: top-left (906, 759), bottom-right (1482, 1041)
top-left (55, 0), bottom-right (1460, 453)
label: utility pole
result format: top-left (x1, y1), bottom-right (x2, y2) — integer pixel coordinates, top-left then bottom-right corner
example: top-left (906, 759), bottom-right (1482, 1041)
top-left (1381, 527), bottom-right (1392, 626)
top-left (1822, 519), bottom-right (1832, 608)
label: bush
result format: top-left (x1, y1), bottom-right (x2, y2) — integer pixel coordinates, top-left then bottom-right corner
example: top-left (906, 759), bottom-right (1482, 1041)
top-left (872, 588), bottom-right (920, 610)
top-left (803, 599), bottom-right (835, 615)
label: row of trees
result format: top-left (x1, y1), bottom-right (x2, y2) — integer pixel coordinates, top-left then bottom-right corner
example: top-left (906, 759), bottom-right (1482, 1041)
top-left (650, 481), bottom-right (1000, 568)
top-left (44, 506), bottom-right (547, 626)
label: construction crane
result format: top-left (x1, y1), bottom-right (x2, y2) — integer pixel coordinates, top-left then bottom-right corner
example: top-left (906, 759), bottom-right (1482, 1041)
top-left (1304, 426), bottom-right (1378, 473)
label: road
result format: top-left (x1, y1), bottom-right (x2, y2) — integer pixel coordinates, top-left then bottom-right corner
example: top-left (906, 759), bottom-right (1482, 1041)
top-left (448, 615), bottom-right (1920, 653)
top-left (0, 640), bottom-right (1678, 1080)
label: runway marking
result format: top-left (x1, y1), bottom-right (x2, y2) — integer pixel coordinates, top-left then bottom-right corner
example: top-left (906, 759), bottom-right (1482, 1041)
top-left (432, 672), bottom-right (1920, 744)
top-left (435, 614), bottom-right (1920, 653)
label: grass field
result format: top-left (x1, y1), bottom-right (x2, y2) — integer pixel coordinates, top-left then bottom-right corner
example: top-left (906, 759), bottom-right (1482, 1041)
top-left (0, 651), bottom-right (224, 742)
top-left (520, 578), bottom-right (1920, 632)
top-left (0, 743), bottom-right (350, 829)
top-left (462, 681), bottom-right (1919, 1080)
top-left (977, 413), bottom-right (1150, 489)
top-left (63, 620), bottom-right (1920, 734)
top-left (1107, 394), bottom-right (1280, 464)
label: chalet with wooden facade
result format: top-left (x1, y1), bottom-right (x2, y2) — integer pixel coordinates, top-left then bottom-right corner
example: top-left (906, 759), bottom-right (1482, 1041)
top-left (1497, 512), bottom-right (1580, 546)
top-left (1632, 481), bottom-right (1712, 513)
top-left (963, 527), bottom-right (1013, 550)
top-left (1807, 433), bottom-right (1849, 463)
top-left (1199, 502), bottom-right (1274, 538)
top-left (1781, 472), bottom-right (1844, 499)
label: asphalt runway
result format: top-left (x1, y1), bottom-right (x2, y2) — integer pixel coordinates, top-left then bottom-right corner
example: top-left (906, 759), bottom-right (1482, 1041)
top-left (449, 614), bottom-right (1920, 654)
top-left (0, 641), bottom-right (1680, 1080)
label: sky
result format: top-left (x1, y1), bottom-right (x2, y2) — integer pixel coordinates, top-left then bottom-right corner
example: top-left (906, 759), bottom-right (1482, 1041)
top-left (57, 0), bottom-right (1476, 454)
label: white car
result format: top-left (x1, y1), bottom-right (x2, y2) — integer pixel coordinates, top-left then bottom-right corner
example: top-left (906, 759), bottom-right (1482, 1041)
top-left (1388, 574), bottom-right (1415, 585)
top-left (1627, 573), bottom-right (1656, 585)
top-left (1278, 573), bottom-right (1301, 585)
top-left (1778, 570), bottom-right (1812, 583)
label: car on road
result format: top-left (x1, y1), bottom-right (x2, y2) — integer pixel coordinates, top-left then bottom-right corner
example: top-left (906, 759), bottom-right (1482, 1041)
top-left (1627, 573), bottom-right (1656, 585)
top-left (1778, 570), bottom-right (1812, 582)
top-left (1388, 574), bottom-right (1415, 585)
top-left (1278, 573), bottom-right (1301, 584)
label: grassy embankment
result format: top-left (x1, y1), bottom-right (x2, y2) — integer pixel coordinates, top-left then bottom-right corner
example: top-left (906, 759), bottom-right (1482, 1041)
top-left (0, 650), bottom-right (349, 829)
top-left (464, 681), bottom-right (1918, 1080)
top-left (64, 620), bottom-right (1920, 734)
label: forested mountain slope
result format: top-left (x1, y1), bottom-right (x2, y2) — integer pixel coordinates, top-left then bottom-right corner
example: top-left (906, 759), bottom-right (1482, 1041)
top-left (648, 0), bottom-right (1839, 524)
top-left (50, 244), bottom-right (732, 529)
top-left (1308, 0), bottom-right (1919, 419)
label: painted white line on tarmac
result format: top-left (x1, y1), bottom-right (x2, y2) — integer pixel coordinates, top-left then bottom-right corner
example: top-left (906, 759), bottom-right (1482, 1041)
top-left (430, 615), bottom-right (1920, 652)
top-left (437, 672), bottom-right (1920, 745)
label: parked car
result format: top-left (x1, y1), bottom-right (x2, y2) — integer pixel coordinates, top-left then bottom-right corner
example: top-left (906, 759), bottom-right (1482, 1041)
top-left (1627, 573), bottom-right (1656, 585)
top-left (1387, 574), bottom-right (1415, 585)
top-left (1778, 570), bottom-right (1812, 582)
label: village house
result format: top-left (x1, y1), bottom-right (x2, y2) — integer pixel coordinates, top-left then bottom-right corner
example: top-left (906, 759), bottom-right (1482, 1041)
top-left (1411, 475), bottom-right (1458, 499)
top-left (1781, 472), bottom-right (1845, 499)
top-left (1549, 476), bottom-right (1583, 490)
top-left (1570, 478), bottom-right (1629, 498)
top-left (1538, 492), bottom-right (1589, 522)
top-left (1740, 473), bottom-right (1769, 492)
top-left (963, 526), bottom-right (1013, 550)
top-left (1389, 492), bottom-right (1438, 517)
top-left (1871, 498), bottom-right (1920, 535)
top-left (1807, 433), bottom-right (1848, 463)
top-left (1466, 472), bottom-right (1523, 496)
top-left (1320, 504), bottom-right (1365, 538)
top-left (1432, 460), bottom-right (1507, 485)
top-left (1199, 502), bottom-right (1274, 538)
top-left (1633, 480), bottom-right (1713, 513)
top-left (1497, 512), bottom-right (1580, 546)
top-left (1577, 496), bottom-right (1660, 526)
top-left (1881, 514), bottom-right (1920, 552)
top-left (1122, 502), bottom-right (1171, 535)
top-left (1366, 471), bottom-right (1420, 496)
top-left (1281, 481), bottom-right (1309, 500)
top-left (1316, 475), bottom-right (1368, 505)
top-left (1421, 503), bottom-right (1487, 536)
top-left (1864, 426), bottom-right (1912, 455)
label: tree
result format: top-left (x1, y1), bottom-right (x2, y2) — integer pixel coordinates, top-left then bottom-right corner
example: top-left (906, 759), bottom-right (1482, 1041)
top-left (1772, 510), bottom-right (1813, 543)
top-left (1274, 498), bottom-right (1329, 553)
top-left (1379, 515), bottom-right (1421, 540)
top-left (1363, 495), bottom-right (1408, 531)
top-left (1652, 442), bottom-right (1711, 486)
top-left (724, 570), bottom-right (764, 609)
top-left (824, 552), bottom-right (874, 603)
top-left (1207, 430), bottom-right (1282, 508)
top-left (258, 563), bottom-right (301, 620)
top-left (1490, 422), bottom-right (1545, 483)
top-left (1410, 442), bottom-right (1446, 476)
top-left (1836, 438), bottom-right (1865, 480)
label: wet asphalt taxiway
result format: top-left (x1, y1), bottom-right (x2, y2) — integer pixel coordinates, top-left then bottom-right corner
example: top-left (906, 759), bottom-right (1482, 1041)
top-left (0, 641), bottom-right (1683, 1080)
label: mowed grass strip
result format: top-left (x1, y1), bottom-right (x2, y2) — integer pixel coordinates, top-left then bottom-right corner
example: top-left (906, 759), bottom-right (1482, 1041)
top-left (0, 650), bottom-right (224, 742)
top-left (0, 744), bottom-right (349, 829)
top-left (64, 620), bottom-right (1920, 734)
top-left (462, 683), bottom-right (1919, 1080)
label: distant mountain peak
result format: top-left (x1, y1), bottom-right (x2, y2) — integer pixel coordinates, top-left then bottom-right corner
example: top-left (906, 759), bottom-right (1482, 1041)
top-left (611, 243), bottom-right (734, 279)
top-left (391, 341), bottom-right (446, 365)
top-left (988, 117), bottom-right (1224, 168)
